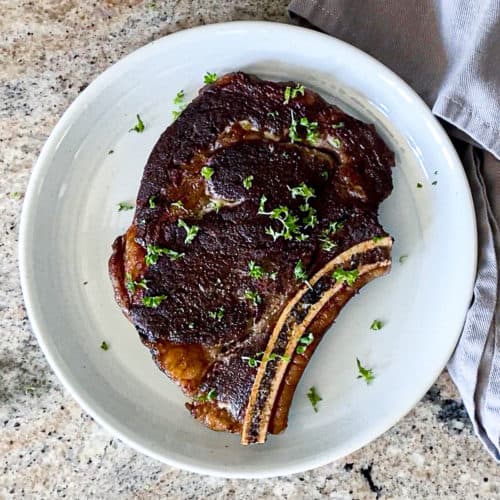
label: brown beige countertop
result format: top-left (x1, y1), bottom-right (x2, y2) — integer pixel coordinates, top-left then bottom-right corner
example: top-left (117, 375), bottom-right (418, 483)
top-left (0, 1), bottom-right (498, 498)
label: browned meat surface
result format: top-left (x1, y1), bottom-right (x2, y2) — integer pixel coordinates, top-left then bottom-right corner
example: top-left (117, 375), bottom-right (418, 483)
top-left (108, 72), bottom-right (394, 444)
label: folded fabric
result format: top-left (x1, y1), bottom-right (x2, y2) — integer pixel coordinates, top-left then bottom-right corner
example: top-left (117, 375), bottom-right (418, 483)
top-left (289, 0), bottom-right (500, 460)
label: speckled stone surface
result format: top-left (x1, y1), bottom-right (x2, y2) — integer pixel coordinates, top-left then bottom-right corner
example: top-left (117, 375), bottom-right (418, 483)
top-left (0, 1), bottom-right (498, 498)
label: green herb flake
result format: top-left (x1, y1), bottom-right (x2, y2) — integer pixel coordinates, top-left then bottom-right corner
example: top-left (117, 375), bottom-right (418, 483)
top-left (145, 244), bottom-right (185, 266)
top-left (327, 136), bottom-right (342, 149)
top-left (208, 306), bottom-right (225, 321)
top-left (248, 260), bottom-right (265, 279)
top-left (201, 166), bottom-right (214, 181)
top-left (178, 219), bottom-right (200, 244)
top-left (173, 89), bottom-right (185, 105)
top-left (244, 289), bottom-right (262, 306)
top-left (432, 180), bottom-right (438, 186)
top-left (289, 182), bottom-right (316, 203)
top-left (203, 72), bottom-right (218, 84)
top-left (399, 254), bottom-right (408, 264)
top-left (100, 341), bottom-right (109, 351)
top-left (268, 271), bottom-right (278, 281)
top-left (319, 238), bottom-right (337, 252)
top-left (372, 236), bottom-right (384, 243)
top-left (370, 319), bottom-right (383, 331)
top-left (320, 171), bottom-right (329, 180)
top-left (434, 170), bottom-right (438, 175)
top-left (356, 358), bottom-right (375, 384)
top-left (9, 191), bottom-right (22, 200)
top-left (198, 388), bottom-right (217, 402)
top-left (288, 111), bottom-right (300, 143)
top-left (296, 332), bottom-right (314, 354)
top-left (108, 150), bottom-right (114, 155)
top-left (284, 84), bottom-right (305, 104)
top-left (118, 201), bottom-right (134, 211)
top-left (242, 352), bottom-right (264, 368)
top-left (148, 196), bottom-right (157, 208)
top-left (125, 272), bottom-right (148, 293)
top-left (299, 117), bottom-right (319, 144)
top-left (283, 86), bottom-right (292, 104)
top-left (267, 352), bottom-right (291, 362)
top-left (243, 175), bottom-right (254, 190)
top-left (130, 114), bottom-right (145, 133)
top-left (142, 295), bottom-right (167, 308)
top-left (307, 386), bottom-right (322, 412)
top-left (332, 122), bottom-right (345, 129)
top-left (293, 260), bottom-right (308, 282)
top-left (332, 268), bottom-right (359, 286)
top-left (267, 111), bottom-right (279, 119)
top-left (417, 182), bottom-right (423, 188)
top-left (171, 200), bottom-right (184, 209)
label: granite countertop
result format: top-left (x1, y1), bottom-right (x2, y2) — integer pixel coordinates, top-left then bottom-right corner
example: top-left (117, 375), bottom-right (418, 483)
top-left (0, 1), bottom-right (498, 498)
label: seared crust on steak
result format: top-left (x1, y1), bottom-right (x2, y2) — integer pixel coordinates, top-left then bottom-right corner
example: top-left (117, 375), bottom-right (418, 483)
top-left (109, 72), bottom-right (394, 444)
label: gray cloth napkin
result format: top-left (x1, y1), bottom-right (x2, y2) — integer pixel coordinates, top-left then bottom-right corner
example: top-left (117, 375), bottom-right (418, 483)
top-left (289, 0), bottom-right (500, 460)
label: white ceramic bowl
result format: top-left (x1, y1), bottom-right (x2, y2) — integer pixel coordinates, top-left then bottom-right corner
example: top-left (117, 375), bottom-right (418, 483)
top-left (19, 21), bottom-right (476, 478)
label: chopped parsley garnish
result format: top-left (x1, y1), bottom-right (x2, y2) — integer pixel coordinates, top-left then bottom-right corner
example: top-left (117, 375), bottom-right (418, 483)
top-left (171, 200), bottom-right (184, 209)
top-left (293, 259), bottom-right (308, 282)
top-left (327, 137), bottom-right (342, 148)
top-left (242, 352), bottom-right (264, 368)
top-left (242, 351), bottom-right (290, 367)
top-left (172, 90), bottom-right (186, 120)
top-left (243, 175), bottom-right (254, 190)
top-left (244, 289), bottom-right (262, 306)
top-left (201, 166), bottom-right (214, 181)
top-left (319, 220), bottom-right (344, 251)
top-left (208, 199), bottom-right (224, 213)
top-left (299, 117), bottom-right (319, 144)
top-left (417, 182), bottom-right (423, 188)
top-left (259, 196), bottom-right (302, 241)
top-left (301, 204), bottom-right (318, 229)
top-left (267, 352), bottom-right (291, 362)
top-left (332, 122), bottom-right (344, 129)
top-left (203, 72), bottom-right (218, 84)
top-left (432, 180), bottom-right (438, 185)
top-left (356, 358), bottom-right (375, 384)
top-left (307, 386), bottom-right (322, 412)
top-left (296, 332), bottom-right (314, 354)
top-left (178, 219), bottom-right (200, 244)
top-left (289, 182), bottom-right (316, 204)
top-left (145, 244), bottom-right (184, 266)
top-left (268, 271), bottom-right (278, 281)
top-left (208, 306), bottom-right (224, 321)
top-left (130, 114), bottom-right (145, 133)
top-left (173, 89), bottom-right (184, 105)
top-left (142, 295), bottom-right (167, 308)
top-left (148, 196), bottom-right (156, 208)
top-left (332, 268), bottom-right (359, 286)
top-left (372, 236), bottom-right (384, 242)
top-left (125, 272), bottom-right (148, 293)
top-left (100, 341), bottom-right (109, 351)
top-left (321, 171), bottom-right (329, 179)
top-left (283, 84), bottom-right (305, 104)
top-left (198, 388), bottom-right (217, 402)
top-left (370, 319), bottom-right (383, 331)
top-left (10, 191), bottom-right (22, 199)
top-left (248, 260), bottom-right (265, 279)
top-left (319, 238), bottom-right (337, 252)
top-left (267, 111), bottom-right (279, 119)
top-left (399, 254), bottom-right (408, 264)
top-left (118, 201), bottom-right (134, 211)
top-left (288, 111), bottom-right (300, 143)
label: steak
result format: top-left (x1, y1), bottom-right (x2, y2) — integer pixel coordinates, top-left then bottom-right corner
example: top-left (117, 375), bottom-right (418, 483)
top-left (109, 72), bottom-right (394, 444)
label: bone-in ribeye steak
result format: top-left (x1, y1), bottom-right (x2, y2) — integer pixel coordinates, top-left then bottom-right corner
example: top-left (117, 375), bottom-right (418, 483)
top-left (109, 72), bottom-right (394, 444)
